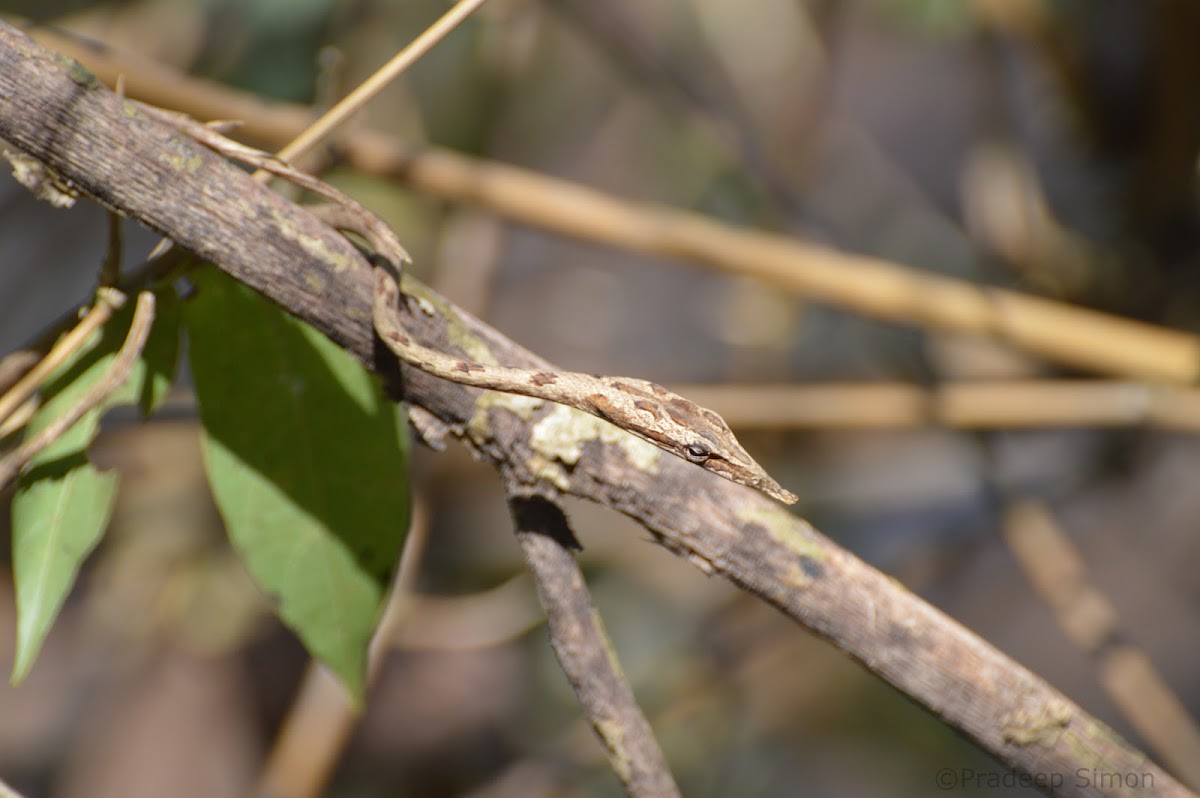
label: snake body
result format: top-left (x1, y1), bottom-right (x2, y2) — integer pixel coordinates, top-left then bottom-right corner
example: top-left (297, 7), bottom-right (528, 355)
top-left (371, 267), bottom-right (796, 503)
top-left (159, 107), bottom-right (796, 503)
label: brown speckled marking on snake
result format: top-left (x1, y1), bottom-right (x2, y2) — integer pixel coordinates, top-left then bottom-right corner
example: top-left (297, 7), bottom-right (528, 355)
top-left (453, 361), bottom-right (487, 374)
top-left (154, 106), bottom-right (796, 504)
top-left (633, 399), bottom-right (659, 416)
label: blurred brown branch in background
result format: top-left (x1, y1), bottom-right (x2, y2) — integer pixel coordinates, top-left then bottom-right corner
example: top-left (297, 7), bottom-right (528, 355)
top-left (675, 380), bottom-right (1200, 431)
top-left (1003, 501), bottom-right (1200, 790)
top-left (27, 24), bottom-right (1200, 385)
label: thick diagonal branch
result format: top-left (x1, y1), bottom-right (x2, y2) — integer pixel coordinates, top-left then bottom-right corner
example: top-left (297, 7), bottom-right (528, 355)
top-left (0, 24), bottom-right (1191, 797)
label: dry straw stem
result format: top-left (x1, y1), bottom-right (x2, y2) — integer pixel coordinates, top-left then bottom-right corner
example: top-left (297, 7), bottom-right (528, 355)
top-left (674, 380), bottom-right (1200, 431)
top-left (27, 25), bottom-right (1200, 385)
top-left (3, 27), bottom-right (1194, 795)
top-left (0, 351), bottom-right (40, 397)
top-left (0, 351), bottom-right (41, 438)
top-left (0, 291), bottom-right (155, 490)
top-left (1003, 502), bottom-right (1200, 790)
top-left (0, 205), bottom-right (126, 436)
top-left (272, 0), bottom-right (491, 165)
top-left (0, 287), bottom-right (126, 428)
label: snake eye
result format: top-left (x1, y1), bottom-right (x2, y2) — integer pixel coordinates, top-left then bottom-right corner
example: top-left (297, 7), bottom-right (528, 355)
top-left (684, 443), bottom-right (711, 463)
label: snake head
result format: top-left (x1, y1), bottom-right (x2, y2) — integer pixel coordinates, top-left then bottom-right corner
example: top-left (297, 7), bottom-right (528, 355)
top-left (676, 429), bottom-right (798, 505)
top-left (592, 379), bottom-right (797, 504)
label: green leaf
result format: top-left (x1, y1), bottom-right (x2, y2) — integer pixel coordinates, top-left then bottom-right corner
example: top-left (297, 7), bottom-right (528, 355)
top-left (11, 458), bottom-right (118, 684)
top-left (10, 285), bottom-right (181, 684)
top-left (183, 269), bottom-right (409, 701)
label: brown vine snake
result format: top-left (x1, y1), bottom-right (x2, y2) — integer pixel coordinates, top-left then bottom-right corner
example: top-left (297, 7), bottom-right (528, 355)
top-left (150, 107), bottom-right (797, 504)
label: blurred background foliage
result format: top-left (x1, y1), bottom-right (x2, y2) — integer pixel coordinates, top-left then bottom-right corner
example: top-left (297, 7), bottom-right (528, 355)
top-left (2, 0), bottom-right (1200, 796)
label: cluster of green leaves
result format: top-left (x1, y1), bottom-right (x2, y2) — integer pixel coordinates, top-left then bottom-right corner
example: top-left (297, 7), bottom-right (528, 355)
top-left (10, 267), bottom-right (410, 700)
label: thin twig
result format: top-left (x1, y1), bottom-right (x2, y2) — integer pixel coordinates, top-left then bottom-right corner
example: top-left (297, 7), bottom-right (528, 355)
top-left (0, 241), bottom-right (188, 445)
top-left (272, 0), bottom-right (491, 165)
top-left (1003, 501), bottom-right (1200, 790)
top-left (0, 350), bottom-right (41, 438)
top-left (0, 389), bottom-right (36, 441)
top-left (508, 493), bottom-right (682, 798)
top-left (0, 287), bottom-right (126, 429)
top-left (0, 350), bottom-right (39, 397)
top-left (0, 291), bottom-right (155, 490)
